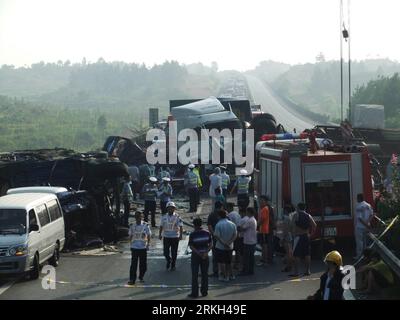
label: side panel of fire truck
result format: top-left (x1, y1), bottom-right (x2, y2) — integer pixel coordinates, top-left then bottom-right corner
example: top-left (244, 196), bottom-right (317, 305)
top-left (258, 148), bottom-right (284, 218)
top-left (257, 144), bottom-right (373, 239)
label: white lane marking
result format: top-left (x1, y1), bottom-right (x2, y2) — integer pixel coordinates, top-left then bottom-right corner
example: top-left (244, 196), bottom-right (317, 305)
top-left (0, 280), bottom-right (16, 296)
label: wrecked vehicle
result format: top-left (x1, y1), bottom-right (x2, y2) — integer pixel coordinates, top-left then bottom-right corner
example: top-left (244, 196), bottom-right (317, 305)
top-left (0, 148), bottom-right (130, 249)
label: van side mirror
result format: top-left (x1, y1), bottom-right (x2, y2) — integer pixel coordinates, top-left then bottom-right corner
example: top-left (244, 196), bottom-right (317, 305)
top-left (29, 224), bottom-right (39, 232)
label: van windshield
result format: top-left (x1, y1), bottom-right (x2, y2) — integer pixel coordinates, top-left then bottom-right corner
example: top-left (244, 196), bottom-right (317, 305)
top-left (0, 209), bottom-right (27, 234)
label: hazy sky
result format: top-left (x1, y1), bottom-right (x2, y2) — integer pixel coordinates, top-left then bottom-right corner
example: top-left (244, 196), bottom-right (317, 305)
top-left (0, 0), bottom-right (398, 70)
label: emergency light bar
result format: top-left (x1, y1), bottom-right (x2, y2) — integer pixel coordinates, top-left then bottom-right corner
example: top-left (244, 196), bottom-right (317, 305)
top-left (260, 132), bottom-right (309, 141)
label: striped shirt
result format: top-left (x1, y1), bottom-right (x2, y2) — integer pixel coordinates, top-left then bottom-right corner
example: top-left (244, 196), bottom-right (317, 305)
top-left (189, 229), bottom-right (212, 253)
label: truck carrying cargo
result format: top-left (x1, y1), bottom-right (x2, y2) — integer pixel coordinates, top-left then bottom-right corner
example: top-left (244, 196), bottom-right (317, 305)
top-left (351, 104), bottom-right (385, 129)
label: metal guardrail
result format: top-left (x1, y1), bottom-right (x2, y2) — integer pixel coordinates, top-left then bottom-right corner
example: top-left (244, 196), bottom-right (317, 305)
top-left (368, 232), bottom-right (400, 279)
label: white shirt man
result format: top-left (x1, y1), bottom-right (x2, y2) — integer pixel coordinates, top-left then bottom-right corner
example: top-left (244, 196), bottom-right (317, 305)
top-left (354, 195), bottom-right (373, 258)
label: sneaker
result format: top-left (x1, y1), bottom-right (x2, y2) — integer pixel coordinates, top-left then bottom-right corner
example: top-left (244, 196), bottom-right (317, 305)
top-left (138, 278), bottom-right (145, 283)
top-left (187, 294), bottom-right (198, 299)
top-left (127, 281), bottom-right (135, 286)
top-left (201, 292), bottom-right (208, 297)
top-left (170, 266), bottom-right (176, 271)
top-left (166, 261), bottom-right (171, 270)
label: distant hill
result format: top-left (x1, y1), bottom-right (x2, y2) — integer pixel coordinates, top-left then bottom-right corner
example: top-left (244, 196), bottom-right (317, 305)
top-left (0, 59), bottom-right (220, 117)
top-left (0, 59), bottom-right (221, 152)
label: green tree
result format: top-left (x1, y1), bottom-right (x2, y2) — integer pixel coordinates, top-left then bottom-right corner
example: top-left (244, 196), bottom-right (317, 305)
top-left (97, 115), bottom-right (107, 131)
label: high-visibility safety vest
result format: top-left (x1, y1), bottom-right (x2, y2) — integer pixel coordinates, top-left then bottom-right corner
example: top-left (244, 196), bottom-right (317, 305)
top-left (161, 214), bottom-right (182, 238)
top-left (185, 171), bottom-right (198, 189)
top-left (131, 223), bottom-right (149, 242)
top-left (237, 176), bottom-right (250, 194)
top-left (193, 168), bottom-right (203, 187)
top-left (221, 173), bottom-right (230, 189)
top-left (143, 183), bottom-right (158, 201)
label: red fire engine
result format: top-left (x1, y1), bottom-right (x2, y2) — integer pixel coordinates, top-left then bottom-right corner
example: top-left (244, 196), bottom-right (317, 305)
top-left (254, 132), bottom-right (374, 239)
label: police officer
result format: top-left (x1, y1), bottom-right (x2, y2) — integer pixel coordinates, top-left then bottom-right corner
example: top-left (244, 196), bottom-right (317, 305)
top-left (158, 166), bottom-right (171, 182)
top-left (121, 176), bottom-right (134, 227)
top-left (142, 176), bottom-right (158, 227)
top-left (127, 211), bottom-right (151, 285)
top-left (231, 169), bottom-right (251, 209)
top-left (159, 202), bottom-right (183, 271)
top-left (184, 164), bottom-right (200, 213)
top-left (220, 166), bottom-right (230, 199)
top-left (159, 177), bottom-right (173, 215)
top-left (193, 165), bottom-right (202, 205)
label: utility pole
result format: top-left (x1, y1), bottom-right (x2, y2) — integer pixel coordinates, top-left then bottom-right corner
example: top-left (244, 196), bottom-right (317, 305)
top-left (347, 0), bottom-right (352, 123)
top-left (340, 0), bottom-right (344, 122)
top-left (340, 0), bottom-right (351, 123)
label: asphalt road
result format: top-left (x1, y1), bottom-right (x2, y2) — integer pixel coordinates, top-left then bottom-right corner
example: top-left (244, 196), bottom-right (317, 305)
top-left (0, 199), bottom-right (324, 300)
top-left (245, 75), bottom-right (315, 132)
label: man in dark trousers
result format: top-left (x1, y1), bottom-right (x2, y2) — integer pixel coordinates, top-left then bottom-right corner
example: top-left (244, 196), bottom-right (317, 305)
top-left (207, 201), bottom-right (223, 277)
top-left (188, 218), bottom-right (213, 298)
top-left (290, 203), bottom-right (317, 277)
top-left (159, 202), bottom-right (183, 271)
top-left (121, 176), bottom-right (133, 227)
top-left (127, 211), bottom-right (151, 285)
top-left (184, 164), bottom-right (200, 215)
top-left (158, 177), bottom-right (173, 215)
top-left (142, 176), bottom-right (158, 227)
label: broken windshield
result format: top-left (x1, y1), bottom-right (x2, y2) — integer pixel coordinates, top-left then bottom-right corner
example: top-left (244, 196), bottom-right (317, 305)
top-left (0, 209), bottom-right (27, 234)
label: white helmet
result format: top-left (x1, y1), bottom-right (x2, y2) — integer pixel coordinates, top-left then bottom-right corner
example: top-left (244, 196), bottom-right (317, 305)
top-left (240, 169), bottom-right (248, 175)
top-left (162, 177), bottom-right (171, 182)
top-left (188, 164), bottom-right (195, 169)
top-left (166, 201), bottom-right (176, 209)
top-left (149, 177), bottom-right (158, 183)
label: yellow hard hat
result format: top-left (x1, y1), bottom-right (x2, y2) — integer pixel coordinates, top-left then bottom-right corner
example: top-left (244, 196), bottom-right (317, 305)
top-left (324, 250), bottom-right (343, 266)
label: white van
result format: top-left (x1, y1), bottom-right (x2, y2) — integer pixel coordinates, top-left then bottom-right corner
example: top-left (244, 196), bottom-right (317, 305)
top-left (0, 193), bottom-right (65, 279)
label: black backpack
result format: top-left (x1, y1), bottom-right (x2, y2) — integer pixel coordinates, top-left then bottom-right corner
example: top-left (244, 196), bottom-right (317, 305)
top-left (295, 211), bottom-right (311, 230)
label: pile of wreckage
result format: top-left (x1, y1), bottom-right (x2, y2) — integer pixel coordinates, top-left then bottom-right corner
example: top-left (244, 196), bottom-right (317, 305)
top-left (0, 148), bottom-right (132, 250)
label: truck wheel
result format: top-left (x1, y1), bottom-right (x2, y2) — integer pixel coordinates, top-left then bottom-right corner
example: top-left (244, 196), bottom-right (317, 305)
top-left (30, 254), bottom-right (40, 280)
top-left (49, 244), bottom-right (60, 267)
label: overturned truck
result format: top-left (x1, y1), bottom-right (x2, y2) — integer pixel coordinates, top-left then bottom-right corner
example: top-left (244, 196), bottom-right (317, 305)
top-left (0, 148), bottom-right (129, 248)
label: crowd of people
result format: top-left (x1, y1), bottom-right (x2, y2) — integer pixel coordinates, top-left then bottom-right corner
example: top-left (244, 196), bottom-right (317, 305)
top-left (124, 163), bottom-right (396, 300)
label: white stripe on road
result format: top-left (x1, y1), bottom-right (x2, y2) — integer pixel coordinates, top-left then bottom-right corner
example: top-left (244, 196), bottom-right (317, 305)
top-left (0, 280), bottom-right (16, 296)
top-left (121, 252), bottom-right (189, 260)
top-left (45, 277), bottom-right (319, 290)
